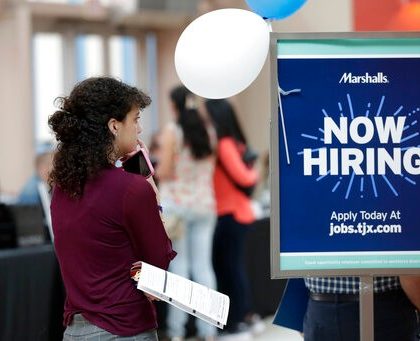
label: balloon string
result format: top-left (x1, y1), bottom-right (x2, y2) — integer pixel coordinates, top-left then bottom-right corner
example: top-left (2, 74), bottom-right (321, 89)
top-left (279, 87), bottom-right (301, 96)
top-left (277, 86), bottom-right (300, 165)
top-left (265, 19), bottom-right (273, 32)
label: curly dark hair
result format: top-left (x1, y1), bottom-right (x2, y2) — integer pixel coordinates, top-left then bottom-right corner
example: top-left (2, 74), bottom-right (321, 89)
top-left (48, 77), bottom-right (151, 199)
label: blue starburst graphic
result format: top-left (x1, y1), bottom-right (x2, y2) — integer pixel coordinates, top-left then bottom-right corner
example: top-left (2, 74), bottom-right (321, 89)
top-left (297, 94), bottom-right (419, 199)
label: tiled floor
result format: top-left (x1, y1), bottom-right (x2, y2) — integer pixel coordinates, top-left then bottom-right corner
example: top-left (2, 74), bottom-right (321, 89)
top-left (253, 316), bottom-right (303, 341)
top-left (183, 316), bottom-right (303, 341)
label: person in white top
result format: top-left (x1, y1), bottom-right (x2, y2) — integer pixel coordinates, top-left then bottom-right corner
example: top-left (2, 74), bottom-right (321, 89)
top-left (156, 85), bottom-right (217, 341)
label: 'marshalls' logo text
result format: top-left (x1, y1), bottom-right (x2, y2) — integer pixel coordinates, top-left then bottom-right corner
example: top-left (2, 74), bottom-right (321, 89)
top-left (339, 72), bottom-right (389, 84)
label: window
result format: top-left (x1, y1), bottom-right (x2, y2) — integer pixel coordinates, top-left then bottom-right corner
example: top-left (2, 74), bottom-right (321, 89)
top-left (75, 34), bottom-right (104, 81)
top-left (33, 33), bottom-right (64, 143)
top-left (109, 35), bottom-right (136, 85)
top-left (32, 30), bottom-right (158, 145)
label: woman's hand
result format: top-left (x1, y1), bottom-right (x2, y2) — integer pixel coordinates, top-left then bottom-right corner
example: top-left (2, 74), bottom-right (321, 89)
top-left (120, 139), bottom-right (145, 162)
top-left (137, 139), bottom-right (149, 153)
top-left (144, 293), bottom-right (160, 302)
top-left (130, 261), bottom-right (160, 301)
top-left (120, 149), bottom-right (138, 163)
top-left (137, 140), bottom-right (161, 202)
top-left (154, 124), bottom-right (177, 181)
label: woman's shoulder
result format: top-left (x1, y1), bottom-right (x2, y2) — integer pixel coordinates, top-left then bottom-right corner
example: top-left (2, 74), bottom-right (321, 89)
top-left (162, 122), bottom-right (182, 141)
top-left (218, 137), bottom-right (239, 153)
top-left (121, 169), bottom-right (156, 195)
top-left (162, 121), bottom-right (179, 136)
top-left (98, 167), bottom-right (149, 194)
top-left (114, 167), bottom-right (149, 186)
top-left (52, 168), bottom-right (153, 204)
top-left (104, 169), bottom-right (156, 208)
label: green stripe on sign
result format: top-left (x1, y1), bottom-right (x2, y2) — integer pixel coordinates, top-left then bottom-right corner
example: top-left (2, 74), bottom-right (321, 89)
top-left (277, 38), bottom-right (420, 56)
top-left (280, 253), bottom-right (420, 270)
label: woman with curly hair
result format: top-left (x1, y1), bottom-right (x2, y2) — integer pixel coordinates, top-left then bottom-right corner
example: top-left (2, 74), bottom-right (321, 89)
top-left (49, 77), bottom-right (176, 340)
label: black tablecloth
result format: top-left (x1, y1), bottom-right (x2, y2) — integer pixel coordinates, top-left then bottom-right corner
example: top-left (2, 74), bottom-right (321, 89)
top-left (245, 217), bottom-right (286, 317)
top-left (0, 245), bottom-right (65, 341)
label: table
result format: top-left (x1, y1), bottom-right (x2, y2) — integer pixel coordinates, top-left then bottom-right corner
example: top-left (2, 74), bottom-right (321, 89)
top-left (245, 217), bottom-right (286, 317)
top-left (0, 245), bottom-right (65, 341)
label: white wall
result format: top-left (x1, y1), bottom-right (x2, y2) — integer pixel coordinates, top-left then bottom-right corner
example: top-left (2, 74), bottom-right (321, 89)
top-left (0, 6), bottom-right (34, 196)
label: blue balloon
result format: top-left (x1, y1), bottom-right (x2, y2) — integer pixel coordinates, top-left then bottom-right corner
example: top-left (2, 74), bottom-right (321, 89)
top-left (245, 0), bottom-right (307, 20)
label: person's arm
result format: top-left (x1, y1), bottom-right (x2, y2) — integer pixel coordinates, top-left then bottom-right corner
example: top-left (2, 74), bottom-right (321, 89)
top-left (400, 276), bottom-right (420, 310)
top-left (155, 124), bottom-right (177, 181)
top-left (218, 138), bottom-right (258, 187)
top-left (123, 176), bottom-right (176, 270)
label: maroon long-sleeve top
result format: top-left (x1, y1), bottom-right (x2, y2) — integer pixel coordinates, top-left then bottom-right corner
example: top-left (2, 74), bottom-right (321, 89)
top-left (51, 166), bottom-right (176, 336)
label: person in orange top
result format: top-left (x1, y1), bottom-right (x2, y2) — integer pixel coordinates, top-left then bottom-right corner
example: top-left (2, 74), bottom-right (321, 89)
top-left (213, 137), bottom-right (257, 224)
top-left (205, 99), bottom-right (260, 337)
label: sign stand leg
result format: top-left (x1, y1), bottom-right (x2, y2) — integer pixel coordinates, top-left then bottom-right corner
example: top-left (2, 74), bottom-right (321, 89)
top-left (359, 276), bottom-right (374, 341)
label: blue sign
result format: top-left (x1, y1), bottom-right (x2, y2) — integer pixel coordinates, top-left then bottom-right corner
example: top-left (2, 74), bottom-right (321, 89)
top-left (275, 37), bottom-right (420, 271)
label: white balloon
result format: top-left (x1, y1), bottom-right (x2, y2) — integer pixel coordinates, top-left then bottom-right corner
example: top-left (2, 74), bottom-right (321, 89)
top-left (175, 9), bottom-right (270, 99)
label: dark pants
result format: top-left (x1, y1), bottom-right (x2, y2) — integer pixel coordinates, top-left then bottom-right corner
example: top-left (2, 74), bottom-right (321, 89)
top-left (212, 214), bottom-right (251, 331)
top-left (303, 290), bottom-right (418, 341)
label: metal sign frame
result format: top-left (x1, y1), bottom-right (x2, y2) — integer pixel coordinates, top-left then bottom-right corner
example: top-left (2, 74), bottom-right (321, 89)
top-left (270, 32), bottom-right (420, 279)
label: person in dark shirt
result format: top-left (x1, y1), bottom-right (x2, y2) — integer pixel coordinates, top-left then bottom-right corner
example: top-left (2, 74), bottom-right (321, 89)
top-left (48, 77), bottom-right (176, 340)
